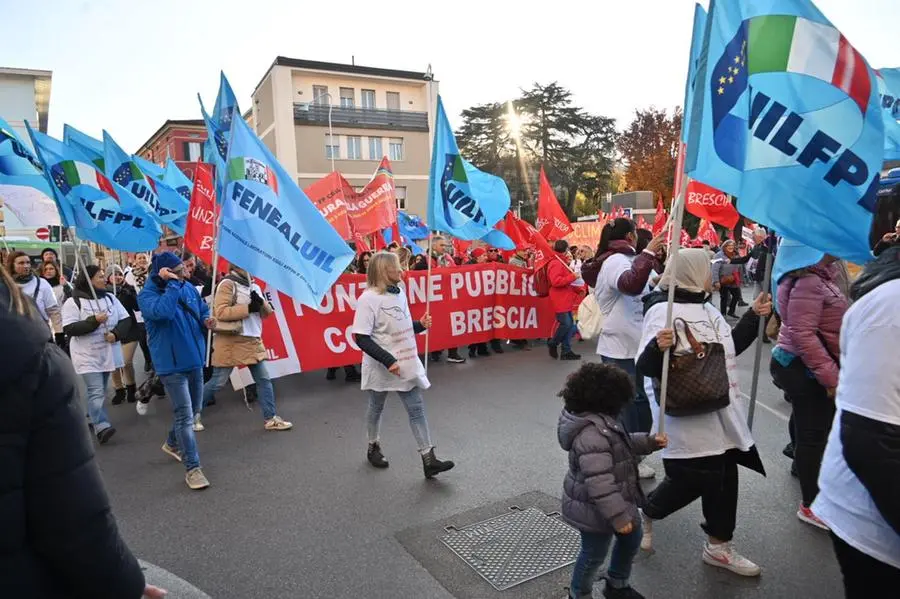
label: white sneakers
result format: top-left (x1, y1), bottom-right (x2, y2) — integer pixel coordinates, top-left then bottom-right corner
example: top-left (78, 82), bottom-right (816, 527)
top-left (702, 541), bottom-right (761, 577)
top-left (640, 514), bottom-right (760, 577)
top-left (192, 413), bottom-right (205, 432)
top-left (640, 511), bottom-right (654, 552)
top-left (637, 462), bottom-right (656, 479)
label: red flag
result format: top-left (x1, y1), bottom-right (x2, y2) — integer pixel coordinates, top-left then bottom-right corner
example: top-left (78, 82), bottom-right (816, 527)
top-left (352, 230), bottom-right (370, 253)
top-left (697, 219), bottom-right (720, 246)
top-left (512, 212), bottom-right (555, 269)
top-left (637, 215), bottom-right (649, 230)
top-left (389, 220), bottom-right (401, 246)
top-left (452, 237), bottom-right (471, 258)
top-left (184, 162), bottom-right (227, 271)
top-left (680, 228), bottom-right (691, 248)
top-left (536, 167), bottom-right (573, 241)
top-left (685, 180), bottom-right (740, 229)
top-left (346, 157), bottom-right (398, 236)
top-left (372, 230), bottom-right (388, 251)
top-left (303, 172), bottom-right (355, 240)
top-left (651, 201), bottom-right (667, 236)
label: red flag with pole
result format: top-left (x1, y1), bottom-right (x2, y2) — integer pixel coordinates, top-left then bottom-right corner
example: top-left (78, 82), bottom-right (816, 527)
top-left (347, 157), bottom-right (398, 236)
top-left (651, 201), bottom-right (667, 236)
top-left (184, 162), bottom-right (227, 271)
top-left (536, 167), bottom-right (574, 241)
top-left (685, 180), bottom-right (740, 229)
top-left (303, 172), bottom-right (355, 240)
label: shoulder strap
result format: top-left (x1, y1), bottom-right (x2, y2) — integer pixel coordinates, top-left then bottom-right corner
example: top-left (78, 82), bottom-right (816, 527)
top-left (32, 279), bottom-right (41, 302)
top-left (672, 317), bottom-right (706, 355)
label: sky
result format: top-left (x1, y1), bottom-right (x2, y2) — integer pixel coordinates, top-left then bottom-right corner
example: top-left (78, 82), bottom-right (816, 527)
top-left (1, 0), bottom-right (897, 152)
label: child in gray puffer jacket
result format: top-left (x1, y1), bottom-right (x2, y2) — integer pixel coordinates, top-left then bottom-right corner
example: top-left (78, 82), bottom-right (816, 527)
top-left (558, 362), bottom-right (667, 599)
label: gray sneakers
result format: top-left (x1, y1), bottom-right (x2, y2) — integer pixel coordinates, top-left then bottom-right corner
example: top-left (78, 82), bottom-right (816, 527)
top-left (185, 468), bottom-right (210, 491)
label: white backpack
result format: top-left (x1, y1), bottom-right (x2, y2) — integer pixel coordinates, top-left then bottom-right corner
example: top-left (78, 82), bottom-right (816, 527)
top-left (577, 291), bottom-right (605, 340)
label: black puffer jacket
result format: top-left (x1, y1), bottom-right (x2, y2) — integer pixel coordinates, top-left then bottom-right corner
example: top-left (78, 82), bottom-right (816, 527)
top-left (0, 280), bottom-right (145, 597)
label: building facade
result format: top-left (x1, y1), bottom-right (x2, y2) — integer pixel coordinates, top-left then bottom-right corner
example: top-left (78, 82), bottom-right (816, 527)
top-left (251, 57), bottom-right (437, 217)
top-left (136, 118), bottom-right (208, 181)
top-left (0, 67), bottom-right (52, 240)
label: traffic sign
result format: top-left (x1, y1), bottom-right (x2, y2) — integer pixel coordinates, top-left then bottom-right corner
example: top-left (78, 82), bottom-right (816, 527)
top-left (35, 227), bottom-right (50, 241)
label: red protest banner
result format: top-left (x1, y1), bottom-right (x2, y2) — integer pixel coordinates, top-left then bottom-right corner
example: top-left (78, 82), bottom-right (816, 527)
top-left (304, 172), bottom-right (355, 240)
top-left (184, 162), bottom-right (228, 271)
top-left (685, 180), bottom-right (740, 229)
top-left (536, 167), bottom-right (574, 241)
top-left (346, 157), bottom-right (397, 236)
top-left (565, 222), bottom-right (605, 252)
top-left (253, 264), bottom-right (555, 375)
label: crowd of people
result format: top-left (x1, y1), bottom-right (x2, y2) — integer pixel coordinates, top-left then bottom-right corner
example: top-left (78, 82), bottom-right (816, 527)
top-left (1, 217), bottom-right (898, 598)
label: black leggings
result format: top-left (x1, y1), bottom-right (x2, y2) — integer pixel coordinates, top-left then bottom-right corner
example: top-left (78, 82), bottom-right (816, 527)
top-left (832, 533), bottom-right (900, 598)
top-left (770, 358), bottom-right (835, 506)
top-left (719, 286), bottom-right (740, 316)
top-left (643, 454), bottom-right (739, 542)
top-left (137, 323), bottom-right (152, 366)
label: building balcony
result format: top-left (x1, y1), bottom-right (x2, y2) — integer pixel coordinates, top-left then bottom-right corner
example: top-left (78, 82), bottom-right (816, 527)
top-left (293, 103), bottom-right (428, 132)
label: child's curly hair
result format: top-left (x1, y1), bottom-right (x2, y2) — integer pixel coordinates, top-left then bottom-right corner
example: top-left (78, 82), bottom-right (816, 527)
top-left (558, 362), bottom-right (635, 416)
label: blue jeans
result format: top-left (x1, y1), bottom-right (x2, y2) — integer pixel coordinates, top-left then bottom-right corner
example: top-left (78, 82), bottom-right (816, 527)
top-left (82, 372), bottom-right (112, 434)
top-left (203, 362), bottom-right (277, 420)
top-left (569, 523), bottom-right (643, 597)
top-left (600, 356), bottom-right (651, 434)
top-left (367, 387), bottom-right (433, 452)
top-left (550, 312), bottom-right (576, 352)
top-left (160, 369), bottom-right (204, 471)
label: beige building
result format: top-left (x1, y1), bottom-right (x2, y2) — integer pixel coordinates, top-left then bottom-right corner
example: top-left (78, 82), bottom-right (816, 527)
top-left (251, 57), bottom-right (437, 218)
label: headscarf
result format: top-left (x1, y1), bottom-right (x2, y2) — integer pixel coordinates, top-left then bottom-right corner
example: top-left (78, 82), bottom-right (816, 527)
top-left (657, 248), bottom-right (711, 294)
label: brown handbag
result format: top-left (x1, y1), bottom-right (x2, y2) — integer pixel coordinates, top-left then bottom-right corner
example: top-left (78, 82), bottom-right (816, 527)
top-left (663, 317), bottom-right (731, 417)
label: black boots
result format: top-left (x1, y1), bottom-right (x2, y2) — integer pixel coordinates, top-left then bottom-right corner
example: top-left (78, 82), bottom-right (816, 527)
top-left (367, 442), bottom-right (389, 468)
top-left (111, 388), bottom-right (126, 405)
top-left (560, 351), bottom-right (582, 361)
top-left (126, 384), bottom-right (137, 403)
top-left (422, 448), bottom-right (455, 479)
top-left (548, 344), bottom-right (559, 359)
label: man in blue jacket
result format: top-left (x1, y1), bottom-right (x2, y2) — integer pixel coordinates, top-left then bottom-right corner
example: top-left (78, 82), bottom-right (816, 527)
top-left (138, 252), bottom-right (216, 491)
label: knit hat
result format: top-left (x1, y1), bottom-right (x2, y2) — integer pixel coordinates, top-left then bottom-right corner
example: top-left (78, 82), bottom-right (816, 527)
top-left (470, 247), bottom-right (487, 259)
top-left (150, 251), bottom-right (182, 275)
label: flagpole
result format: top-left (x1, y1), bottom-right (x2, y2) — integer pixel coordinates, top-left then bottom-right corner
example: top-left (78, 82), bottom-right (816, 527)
top-left (205, 210), bottom-right (222, 367)
top-left (655, 182), bottom-right (688, 435)
top-left (423, 234), bottom-right (433, 375)
top-left (746, 236), bottom-right (774, 430)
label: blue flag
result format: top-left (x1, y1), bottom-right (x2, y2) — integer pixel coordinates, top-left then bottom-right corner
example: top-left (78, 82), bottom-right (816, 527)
top-left (200, 72), bottom-right (240, 201)
top-left (383, 211), bottom-right (430, 254)
top-left (876, 68), bottom-right (900, 160)
top-left (686, 0), bottom-right (883, 264)
top-left (0, 117), bottom-right (61, 226)
top-left (220, 113), bottom-right (353, 308)
top-left (63, 124), bottom-right (105, 169)
top-left (27, 124), bottom-right (162, 251)
top-left (103, 131), bottom-right (187, 233)
top-left (427, 96), bottom-right (514, 249)
top-left (681, 3), bottom-right (708, 144)
top-left (130, 155), bottom-right (191, 234)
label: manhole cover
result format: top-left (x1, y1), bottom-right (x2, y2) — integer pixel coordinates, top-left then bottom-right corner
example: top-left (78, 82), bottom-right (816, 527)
top-left (440, 507), bottom-right (580, 591)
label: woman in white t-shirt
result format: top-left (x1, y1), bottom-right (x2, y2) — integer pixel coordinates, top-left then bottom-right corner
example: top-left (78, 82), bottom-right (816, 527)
top-left (635, 249), bottom-right (771, 578)
top-left (61, 265), bottom-right (132, 445)
top-left (812, 250), bottom-right (900, 594)
top-left (7, 251), bottom-right (61, 339)
top-left (588, 218), bottom-right (664, 477)
top-left (350, 252), bottom-right (454, 478)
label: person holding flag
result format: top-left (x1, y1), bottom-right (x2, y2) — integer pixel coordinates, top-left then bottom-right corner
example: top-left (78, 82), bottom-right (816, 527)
top-left (351, 252), bottom-right (454, 478)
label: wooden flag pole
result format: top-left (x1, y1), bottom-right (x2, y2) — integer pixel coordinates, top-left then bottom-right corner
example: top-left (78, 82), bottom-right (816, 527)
top-left (655, 181), bottom-right (688, 435)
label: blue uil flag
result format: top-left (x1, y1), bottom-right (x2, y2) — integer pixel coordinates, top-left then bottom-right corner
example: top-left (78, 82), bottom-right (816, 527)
top-left (686, 0), bottom-right (884, 264)
top-left (220, 114), bottom-right (354, 309)
top-left (681, 3), bottom-right (708, 144)
top-left (131, 155), bottom-right (191, 234)
top-left (63, 124), bottom-right (105, 169)
top-left (200, 72), bottom-right (240, 200)
top-left (27, 124), bottom-right (162, 251)
top-left (876, 68), bottom-right (900, 160)
top-left (0, 116), bottom-right (61, 227)
top-left (427, 96), bottom-right (514, 248)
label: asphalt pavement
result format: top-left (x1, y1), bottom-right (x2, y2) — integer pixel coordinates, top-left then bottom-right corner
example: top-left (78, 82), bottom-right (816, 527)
top-left (96, 312), bottom-right (842, 599)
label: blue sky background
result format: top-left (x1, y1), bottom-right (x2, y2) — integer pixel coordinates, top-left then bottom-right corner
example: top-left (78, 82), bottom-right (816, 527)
top-left (2, 0), bottom-right (896, 151)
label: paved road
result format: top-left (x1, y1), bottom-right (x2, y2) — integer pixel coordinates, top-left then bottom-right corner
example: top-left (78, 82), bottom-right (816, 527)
top-left (96, 330), bottom-right (842, 599)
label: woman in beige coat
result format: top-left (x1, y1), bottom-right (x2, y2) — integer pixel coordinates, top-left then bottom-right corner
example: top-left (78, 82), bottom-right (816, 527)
top-left (199, 265), bottom-right (292, 432)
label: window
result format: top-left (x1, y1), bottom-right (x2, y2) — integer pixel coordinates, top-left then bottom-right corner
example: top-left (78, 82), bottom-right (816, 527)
top-left (325, 134), bottom-right (340, 159)
top-left (339, 87), bottom-right (355, 108)
top-left (389, 137), bottom-right (404, 161)
top-left (183, 141), bottom-right (202, 161)
top-left (361, 89), bottom-right (376, 109)
top-left (386, 91), bottom-right (400, 111)
top-left (395, 186), bottom-right (407, 210)
top-left (368, 136), bottom-right (383, 160)
top-left (313, 85), bottom-right (329, 105)
top-left (347, 136), bottom-right (362, 160)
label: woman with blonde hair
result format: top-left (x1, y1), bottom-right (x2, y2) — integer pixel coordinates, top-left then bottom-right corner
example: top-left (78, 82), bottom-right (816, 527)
top-left (351, 252), bottom-right (454, 477)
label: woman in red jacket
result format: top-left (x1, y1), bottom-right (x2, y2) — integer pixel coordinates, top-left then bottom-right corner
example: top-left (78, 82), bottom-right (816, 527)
top-left (547, 240), bottom-right (586, 361)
